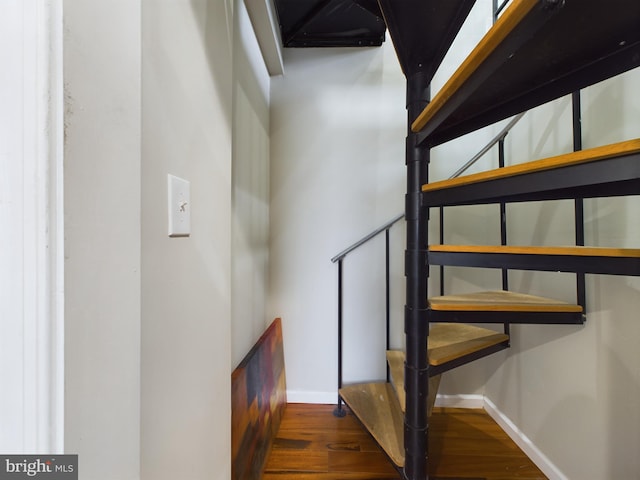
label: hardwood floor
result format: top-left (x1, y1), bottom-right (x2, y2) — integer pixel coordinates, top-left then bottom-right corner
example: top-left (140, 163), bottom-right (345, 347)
top-left (263, 403), bottom-right (547, 480)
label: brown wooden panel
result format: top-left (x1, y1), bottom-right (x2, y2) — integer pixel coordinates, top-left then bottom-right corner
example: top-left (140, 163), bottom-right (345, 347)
top-left (231, 318), bottom-right (287, 480)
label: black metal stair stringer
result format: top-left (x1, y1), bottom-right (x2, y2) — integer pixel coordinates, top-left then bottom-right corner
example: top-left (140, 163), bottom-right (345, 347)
top-left (428, 250), bottom-right (640, 277)
top-left (430, 309), bottom-right (584, 325)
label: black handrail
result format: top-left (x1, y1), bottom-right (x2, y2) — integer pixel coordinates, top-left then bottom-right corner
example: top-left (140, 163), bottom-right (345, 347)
top-left (331, 112), bottom-right (526, 266)
top-left (332, 213), bottom-right (403, 417)
top-left (438, 113), bottom-right (525, 296)
top-left (331, 213), bottom-right (405, 263)
top-left (331, 112), bottom-right (527, 417)
top-left (572, 90), bottom-right (587, 313)
top-left (449, 112), bottom-right (525, 179)
top-left (494, 0), bottom-right (512, 20)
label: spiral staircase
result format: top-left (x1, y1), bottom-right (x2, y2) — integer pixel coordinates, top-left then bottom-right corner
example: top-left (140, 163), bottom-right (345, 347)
top-left (322, 1), bottom-right (640, 478)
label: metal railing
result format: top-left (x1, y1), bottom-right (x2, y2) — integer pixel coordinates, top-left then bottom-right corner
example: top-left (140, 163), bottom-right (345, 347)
top-left (493, 0), bottom-right (512, 20)
top-left (331, 213), bottom-right (405, 263)
top-left (330, 213), bottom-right (404, 416)
top-left (331, 112), bottom-right (526, 416)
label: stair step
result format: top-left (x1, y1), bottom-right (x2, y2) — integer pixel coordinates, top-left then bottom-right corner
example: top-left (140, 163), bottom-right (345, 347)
top-left (389, 322), bottom-right (509, 391)
top-left (339, 382), bottom-right (405, 467)
top-left (386, 324), bottom-right (509, 370)
top-left (424, 139), bottom-right (640, 193)
top-left (422, 139), bottom-right (640, 207)
top-left (428, 245), bottom-right (640, 276)
top-left (411, 0), bottom-right (539, 137)
top-left (429, 290), bottom-right (582, 313)
top-left (389, 323), bottom-right (508, 383)
top-left (410, 0), bottom-right (640, 146)
top-left (429, 289), bottom-right (585, 325)
top-left (428, 323), bottom-right (509, 367)
top-left (386, 351), bottom-right (441, 418)
top-left (342, 325), bottom-right (509, 467)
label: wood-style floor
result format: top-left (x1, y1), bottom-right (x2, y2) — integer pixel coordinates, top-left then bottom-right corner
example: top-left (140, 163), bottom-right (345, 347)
top-left (263, 403), bottom-right (547, 480)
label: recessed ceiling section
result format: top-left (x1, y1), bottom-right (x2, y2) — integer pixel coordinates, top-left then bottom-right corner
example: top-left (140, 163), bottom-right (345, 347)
top-left (274, 0), bottom-right (386, 48)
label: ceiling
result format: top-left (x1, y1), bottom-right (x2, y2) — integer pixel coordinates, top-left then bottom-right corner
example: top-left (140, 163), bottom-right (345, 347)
top-left (273, 0), bottom-right (386, 48)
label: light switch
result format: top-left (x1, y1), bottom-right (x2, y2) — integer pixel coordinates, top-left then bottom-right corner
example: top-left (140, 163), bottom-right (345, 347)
top-left (168, 174), bottom-right (190, 237)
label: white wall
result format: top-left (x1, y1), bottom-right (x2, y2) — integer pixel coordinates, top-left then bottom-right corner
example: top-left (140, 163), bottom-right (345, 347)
top-left (269, 41), bottom-right (405, 402)
top-left (64, 0), bottom-right (237, 478)
top-left (482, 68), bottom-right (640, 480)
top-left (231, 0), bottom-right (272, 369)
top-left (63, 1), bottom-right (142, 478)
top-left (269, 1), bottom-right (495, 402)
top-left (6, 0), bottom-right (264, 477)
top-left (140, 1), bottom-right (233, 479)
top-left (0, 0), bottom-right (63, 454)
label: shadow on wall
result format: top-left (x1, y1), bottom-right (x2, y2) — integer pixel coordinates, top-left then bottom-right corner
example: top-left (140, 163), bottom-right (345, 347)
top-left (526, 95), bottom-right (572, 161)
top-left (592, 275), bottom-right (640, 478)
top-left (189, 0), bottom-right (234, 127)
top-left (583, 69), bottom-right (629, 146)
top-left (488, 273), bottom-right (640, 479)
top-left (534, 345), bottom-right (640, 480)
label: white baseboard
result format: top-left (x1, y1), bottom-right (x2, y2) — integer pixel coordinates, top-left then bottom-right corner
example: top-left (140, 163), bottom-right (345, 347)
top-left (434, 393), bottom-right (484, 409)
top-left (433, 394), bottom-right (566, 480)
top-left (287, 390), bottom-right (337, 404)
top-left (483, 397), bottom-right (567, 480)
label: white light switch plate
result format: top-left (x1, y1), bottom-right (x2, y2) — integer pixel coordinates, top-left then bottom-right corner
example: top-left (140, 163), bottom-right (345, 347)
top-left (168, 174), bottom-right (190, 237)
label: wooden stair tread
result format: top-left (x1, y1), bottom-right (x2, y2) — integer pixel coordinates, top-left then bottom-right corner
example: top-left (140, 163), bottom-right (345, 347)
top-left (408, 0), bottom-right (640, 146)
top-left (386, 351), bottom-right (406, 412)
top-left (422, 139), bottom-right (640, 193)
top-left (428, 323), bottom-right (509, 367)
top-left (411, 0), bottom-right (538, 134)
top-left (387, 351), bottom-right (441, 417)
top-left (344, 327), bottom-right (510, 466)
top-left (339, 382), bottom-right (405, 467)
top-left (429, 290), bottom-right (582, 313)
top-left (389, 323), bottom-right (510, 371)
top-left (429, 244), bottom-right (640, 259)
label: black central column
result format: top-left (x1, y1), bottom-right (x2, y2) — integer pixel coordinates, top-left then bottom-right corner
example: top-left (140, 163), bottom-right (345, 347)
top-left (403, 72), bottom-right (431, 480)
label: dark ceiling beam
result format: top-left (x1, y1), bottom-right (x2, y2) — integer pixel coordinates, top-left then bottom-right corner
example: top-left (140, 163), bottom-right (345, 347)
top-left (283, 0), bottom-right (334, 46)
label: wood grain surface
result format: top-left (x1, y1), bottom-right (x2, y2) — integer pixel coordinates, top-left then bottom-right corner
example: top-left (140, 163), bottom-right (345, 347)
top-left (263, 403), bottom-right (547, 479)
